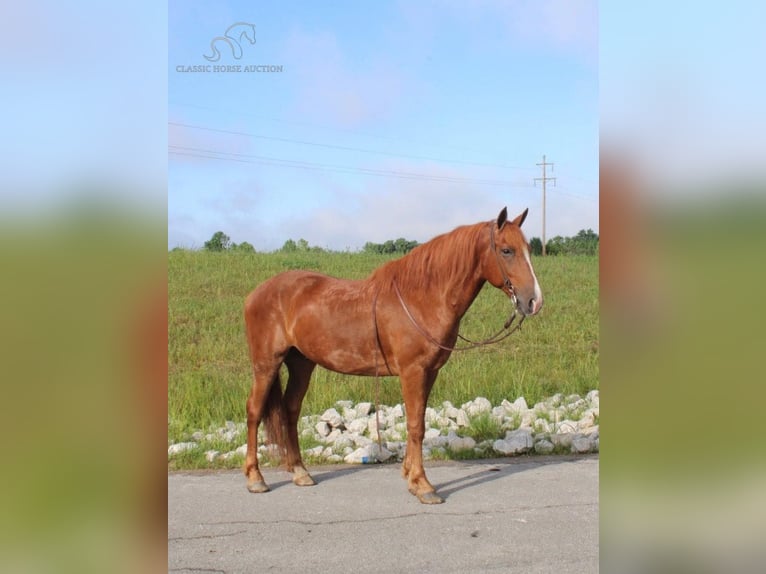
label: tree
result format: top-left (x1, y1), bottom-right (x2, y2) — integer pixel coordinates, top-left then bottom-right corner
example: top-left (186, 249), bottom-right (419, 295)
top-left (232, 241), bottom-right (255, 253)
top-left (529, 237), bottom-right (543, 256)
top-left (204, 231), bottom-right (231, 252)
top-left (281, 239), bottom-right (298, 252)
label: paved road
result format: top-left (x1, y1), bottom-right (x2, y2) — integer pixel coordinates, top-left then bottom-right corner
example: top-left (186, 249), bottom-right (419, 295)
top-left (169, 455), bottom-right (598, 574)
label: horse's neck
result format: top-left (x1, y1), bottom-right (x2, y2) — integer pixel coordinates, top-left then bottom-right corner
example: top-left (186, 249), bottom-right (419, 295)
top-left (404, 254), bottom-right (486, 323)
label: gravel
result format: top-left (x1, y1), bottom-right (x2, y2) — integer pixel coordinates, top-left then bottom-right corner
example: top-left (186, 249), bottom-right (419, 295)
top-left (168, 390), bottom-right (599, 463)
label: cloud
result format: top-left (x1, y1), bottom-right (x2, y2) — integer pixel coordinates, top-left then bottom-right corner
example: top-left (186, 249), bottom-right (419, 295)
top-left (278, 162), bottom-right (542, 250)
top-left (281, 29), bottom-right (410, 128)
top-left (396, 0), bottom-right (597, 66)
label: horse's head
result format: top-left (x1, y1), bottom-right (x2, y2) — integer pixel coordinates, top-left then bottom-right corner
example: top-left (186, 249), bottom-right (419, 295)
top-left (484, 207), bottom-right (543, 317)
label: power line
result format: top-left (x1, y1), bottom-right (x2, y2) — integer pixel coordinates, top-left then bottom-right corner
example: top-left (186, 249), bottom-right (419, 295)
top-left (168, 145), bottom-right (534, 187)
top-left (170, 101), bottom-right (524, 161)
top-left (169, 121), bottom-right (537, 171)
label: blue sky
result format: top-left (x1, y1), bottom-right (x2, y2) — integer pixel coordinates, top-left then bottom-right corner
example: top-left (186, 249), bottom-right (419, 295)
top-left (168, 1), bottom-right (598, 250)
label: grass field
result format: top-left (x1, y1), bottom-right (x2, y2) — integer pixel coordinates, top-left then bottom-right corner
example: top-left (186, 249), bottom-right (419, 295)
top-left (168, 250), bottom-right (598, 443)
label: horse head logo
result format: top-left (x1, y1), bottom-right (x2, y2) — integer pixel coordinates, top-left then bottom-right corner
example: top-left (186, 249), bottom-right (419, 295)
top-left (204, 22), bottom-right (256, 62)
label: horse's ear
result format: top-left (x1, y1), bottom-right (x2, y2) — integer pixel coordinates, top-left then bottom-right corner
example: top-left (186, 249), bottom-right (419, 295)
top-left (511, 208), bottom-right (529, 228)
top-left (496, 207), bottom-right (508, 230)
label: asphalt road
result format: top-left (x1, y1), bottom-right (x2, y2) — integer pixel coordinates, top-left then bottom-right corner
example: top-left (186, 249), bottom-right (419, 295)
top-left (169, 455), bottom-right (598, 574)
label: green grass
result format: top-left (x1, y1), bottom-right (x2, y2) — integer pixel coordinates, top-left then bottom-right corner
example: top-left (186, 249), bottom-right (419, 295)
top-left (169, 250), bottom-right (598, 445)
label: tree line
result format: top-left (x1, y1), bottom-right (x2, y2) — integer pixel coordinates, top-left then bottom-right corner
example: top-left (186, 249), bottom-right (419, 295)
top-left (193, 229), bottom-right (598, 256)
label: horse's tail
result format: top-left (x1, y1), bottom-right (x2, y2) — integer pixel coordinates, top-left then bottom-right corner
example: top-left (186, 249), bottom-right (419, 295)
top-left (203, 40), bottom-right (222, 62)
top-left (261, 371), bottom-right (289, 464)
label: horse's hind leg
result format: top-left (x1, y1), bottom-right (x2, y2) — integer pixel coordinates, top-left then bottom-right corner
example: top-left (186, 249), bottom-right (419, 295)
top-left (284, 349), bottom-right (317, 487)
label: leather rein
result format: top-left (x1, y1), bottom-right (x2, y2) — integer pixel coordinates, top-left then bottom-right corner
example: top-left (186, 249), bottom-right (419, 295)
top-left (390, 221), bottom-right (525, 353)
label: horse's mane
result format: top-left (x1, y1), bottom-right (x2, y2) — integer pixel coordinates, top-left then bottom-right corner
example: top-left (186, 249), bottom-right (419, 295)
top-left (368, 221), bottom-right (489, 294)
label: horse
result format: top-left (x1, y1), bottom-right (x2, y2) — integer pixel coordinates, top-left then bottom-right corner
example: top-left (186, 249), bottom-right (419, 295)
top-left (243, 207), bottom-right (543, 504)
top-left (204, 22), bottom-right (256, 62)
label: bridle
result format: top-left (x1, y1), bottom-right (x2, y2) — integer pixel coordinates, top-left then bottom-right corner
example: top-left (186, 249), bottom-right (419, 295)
top-left (368, 221), bottom-right (525, 455)
top-left (387, 221), bottom-right (525, 354)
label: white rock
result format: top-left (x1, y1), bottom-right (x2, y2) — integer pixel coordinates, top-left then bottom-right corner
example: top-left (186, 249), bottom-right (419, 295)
top-left (356, 402), bottom-right (372, 416)
top-left (568, 398), bottom-right (587, 412)
top-left (492, 439), bottom-right (516, 455)
top-left (352, 434), bottom-right (373, 448)
top-left (305, 445), bottom-right (324, 457)
top-left (448, 436), bottom-right (476, 451)
top-left (555, 420), bottom-right (579, 434)
top-left (225, 420), bottom-right (237, 431)
top-left (315, 421), bottom-right (331, 437)
top-left (545, 394), bottom-right (563, 408)
top-left (322, 447), bottom-right (333, 458)
top-left (368, 415), bottom-right (387, 436)
top-left (571, 435), bottom-right (593, 453)
top-left (321, 408), bottom-right (343, 428)
top-left (456, 409), bottom-right (470, 427)
top-left (424, 428), bottom-right (441, 440)
top-left (425, 407), bottom-right (439, 424)
top-left (519, 411), bottom-right (536, 428)
top-left (534, 439), bottom-right (554, 454)
top-left (578, 411), bottom-right (596, 429)
top-left (581, 425), bottom-right (599, 438)
top-left (332, 435), bottom-right (353, 451)
top-left (533, 419), bottom-right (552, 434)
top-left (327, 454), bottom-right (343, 463)
top-left (205, 450), bottom-right (219, 462)
top-left (444, 405), bottom-right (461, 419)
top-left (325, 428), bottom-right (342, 443)
top-left (390, 404), bottom-right (404, 419)
top-left (336, 400), bottom-right (353, 409)
top-left (168, 442), bottom-right (197, 455)
top-left (347, 418), bottom-right (368, 434)
top-left (513, 396), bottom-right (529, 412)
top-left (192, 431), bottom-right (204, 441)
top-left (467, 397), bottom-right (492, 416)
top-left (371, 443), bottom-right (394, 463)
top-left (492, 406), bottom-right (506, 419)
top-left (494, 429), bottom-right (533, 455)
top-left (550, 433), bottom-right (574, 449)
top-left (342, 407), bottom-right (357, 422)
top-left (235, 444), bottom-right (247, 456)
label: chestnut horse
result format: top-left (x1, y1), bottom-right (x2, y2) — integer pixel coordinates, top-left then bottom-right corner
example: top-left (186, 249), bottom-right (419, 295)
top-left (243, 207), bottom-right (543, 504)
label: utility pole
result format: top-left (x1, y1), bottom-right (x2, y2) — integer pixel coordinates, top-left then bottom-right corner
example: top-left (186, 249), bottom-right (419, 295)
top-left (534, 155), bottom-right (556, 255)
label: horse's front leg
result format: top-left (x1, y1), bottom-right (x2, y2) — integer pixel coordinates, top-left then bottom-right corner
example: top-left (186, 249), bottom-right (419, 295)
top-left (400, 368), bottom-right (443, 504)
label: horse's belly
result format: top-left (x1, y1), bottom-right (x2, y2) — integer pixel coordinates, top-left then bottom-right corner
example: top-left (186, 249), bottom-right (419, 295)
top-left (298, 343), bottom-right (381, 376)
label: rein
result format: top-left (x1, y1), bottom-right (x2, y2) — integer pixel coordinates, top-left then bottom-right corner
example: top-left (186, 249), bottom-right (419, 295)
top-left (392, 221), bottom-right (525, 353)
top-left (367, 222), bottom-right (526, 457)
top-left (392, 279), bottom-right (524, 352)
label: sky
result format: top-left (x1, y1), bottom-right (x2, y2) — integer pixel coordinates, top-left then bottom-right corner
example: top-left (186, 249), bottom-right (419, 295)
top-left (168, 0), bottom-right (598, 251)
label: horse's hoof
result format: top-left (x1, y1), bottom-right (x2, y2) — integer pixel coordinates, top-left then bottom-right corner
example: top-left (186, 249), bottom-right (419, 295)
top-left (293, 473), bottom-right (316, 487)
top-left (417, 491), bottom-right (444, 505)
top-left (247, 480), bottom-right (270, 493)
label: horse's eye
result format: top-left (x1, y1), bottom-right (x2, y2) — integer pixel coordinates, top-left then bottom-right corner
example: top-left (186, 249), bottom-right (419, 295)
top-left (501, 248), bottom-right (514, 256)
